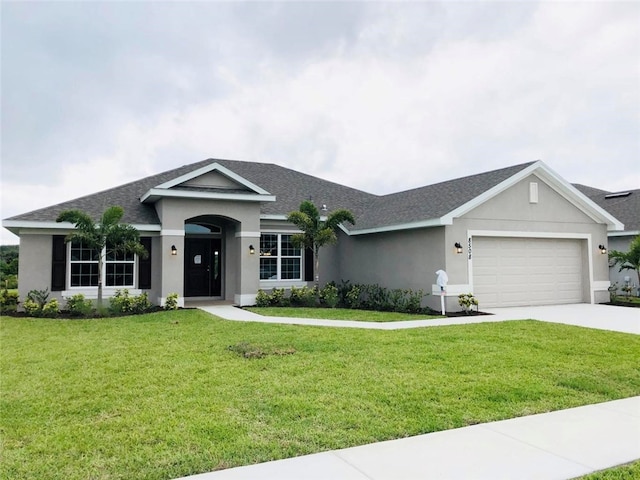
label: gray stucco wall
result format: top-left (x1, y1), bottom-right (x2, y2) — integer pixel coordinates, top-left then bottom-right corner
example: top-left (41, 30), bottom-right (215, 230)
top-left (17, 234), bottom-right (55, 302)
top-left (332, 227), bottom-right (446, 309)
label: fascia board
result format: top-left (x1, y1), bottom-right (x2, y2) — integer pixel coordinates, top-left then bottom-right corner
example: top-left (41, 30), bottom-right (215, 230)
top-left (154, 162), bottom-right (271, 195)
top-left (531, 166), bottom-right (624, 231)
top-left (441, 160), bottom-right (625, 232)
top-left (441, 161), bottom-right (542, 224)
top-left (348, 217), bottom-right (444, 236)
top-left (140, 188), bottom-right (276, 203)
top-left (2, 220), bottom-right (162, 235)
top-left (260, 214), bottom-right (288, 220)
top-left (608, 230), bottom-right (639, 237)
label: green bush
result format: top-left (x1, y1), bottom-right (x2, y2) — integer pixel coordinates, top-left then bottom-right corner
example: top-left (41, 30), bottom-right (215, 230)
top-left (0, 289), bottom-right (19, 313)
top-left (1, 274), bottom-right (18, 289)
top-left (255, 290), bottom-right (270, 307)
top-left (22, 298), bottom-right (41, 317)
top-left (109, 289), bottom-right (153, 315)
top-left (65, 294), bottom-right (93, 317)
top-left (290, 286), bottom-right (317, 307)
top-left (41, 298), bottom-right (60, 318)
top-left (345, 284), bottom-right (362, 309)
top-left (270, 288), bottom-right (287, 307)
top-left (458, 293), bottom-right (478, 314)
top-left (320, 283), bottom-right (339, 308)
top-left (164, 293), bottom-right (179, 310)
top-left (27, 288), bottom-right (49, 309)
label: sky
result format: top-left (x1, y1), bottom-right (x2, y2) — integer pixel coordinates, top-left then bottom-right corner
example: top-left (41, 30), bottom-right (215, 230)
top-left (1, 0), bottom-right (639, 245)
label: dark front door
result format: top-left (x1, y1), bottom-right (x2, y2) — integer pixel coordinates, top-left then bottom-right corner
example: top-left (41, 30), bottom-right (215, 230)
top-left (184, 238), bottom-right (222, 297)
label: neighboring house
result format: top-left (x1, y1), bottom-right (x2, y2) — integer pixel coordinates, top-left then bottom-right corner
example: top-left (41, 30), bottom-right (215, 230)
top-left (3, 159), bottom-right (623, 311)
top-left (574, 184), bottom-right (640, 290)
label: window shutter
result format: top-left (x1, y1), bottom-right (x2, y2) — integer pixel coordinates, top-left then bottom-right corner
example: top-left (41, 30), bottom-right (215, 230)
top-left (51, 236), bottom-right (67, 291)
top-left (138, 237), bottom-right (152, 289)
top-left (304, 247), bottom-right (314, 282)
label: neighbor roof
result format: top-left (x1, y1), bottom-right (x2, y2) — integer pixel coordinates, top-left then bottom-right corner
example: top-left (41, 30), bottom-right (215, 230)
top-left (574, 184), bottom-right (640, 233)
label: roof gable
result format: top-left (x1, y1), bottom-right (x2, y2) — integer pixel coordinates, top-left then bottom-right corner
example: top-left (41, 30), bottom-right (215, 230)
top-left (140, 162), bottom-right (275, 204)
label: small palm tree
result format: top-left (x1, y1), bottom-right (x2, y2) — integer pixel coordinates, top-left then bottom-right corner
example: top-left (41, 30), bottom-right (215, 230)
top-left (287, 201), bottom-right (355, 287)
top-left (56, 206), bottom-right (148, 307)
top-left (609, 235), bottom-right (640, 287)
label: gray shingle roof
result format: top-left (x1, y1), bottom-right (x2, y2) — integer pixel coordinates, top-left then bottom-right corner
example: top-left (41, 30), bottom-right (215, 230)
top-left (4, 158), bottom-right (543, 231)
top-left (574, 184), bottom-right (640, 232)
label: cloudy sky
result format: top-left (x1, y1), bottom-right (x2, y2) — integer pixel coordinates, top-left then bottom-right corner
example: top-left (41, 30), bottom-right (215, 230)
top-left (1, 1), bottom-right (639, 244)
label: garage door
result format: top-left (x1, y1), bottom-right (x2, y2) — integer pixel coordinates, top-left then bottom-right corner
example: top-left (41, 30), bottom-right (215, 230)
top-left (472, 237), bottom-right (584, 308)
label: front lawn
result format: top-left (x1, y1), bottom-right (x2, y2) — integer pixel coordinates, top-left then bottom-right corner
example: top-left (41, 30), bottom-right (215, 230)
top-left (246, 306), bottom-right (443, 321)
top-left (2, 310), bottom-right (639, 480)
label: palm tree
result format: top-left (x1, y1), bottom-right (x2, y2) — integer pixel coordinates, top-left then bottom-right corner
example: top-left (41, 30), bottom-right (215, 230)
top-left (56, 206), bottom-right (147, 307)
top-left (287, 200), bottom-right (355, 287)
top-left (609, 235), bottom-right (640, 287)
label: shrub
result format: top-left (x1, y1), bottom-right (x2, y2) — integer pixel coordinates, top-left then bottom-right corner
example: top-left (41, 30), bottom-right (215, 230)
top-left (65, 294), bottom-right (93, 317)
top-left (458, 293), bottom-right (479, 314)
top-left (345, 284), bottom-right (362, 309)
top-left (22, 298), bottom-right (41, 317)
top-left (1, 274), bottom-right (18, 289)
top-left (164, 293), bottom-right (179, 310)
top-left (270, 288), bottom-right (287, 307)
top-left (0, 289), bottom-right (19, 313)
top-left (608, 282), bottom-right (619, 302)
top-left (109, 289), bottom-right (153, 315)
top-left (405, 289), bottom-right (425, 313)
top-left (131, 292), bottom-right (152, 314)
top-left (292, 286), bottom-right (317, 307)
top-left (255, 290), bottom-right (270, 307)
top-left (41, 298), bottom-right (60, 318)
top-left (27, 289), bottom-right (49, 309)
top-left (320, 283), bottom-right (339, 308)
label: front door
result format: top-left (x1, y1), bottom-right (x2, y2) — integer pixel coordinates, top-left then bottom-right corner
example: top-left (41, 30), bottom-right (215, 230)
top-left (184, 238), bottom-right (222, 297)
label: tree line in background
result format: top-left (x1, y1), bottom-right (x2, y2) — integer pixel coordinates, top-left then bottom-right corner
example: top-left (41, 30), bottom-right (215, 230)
top-left (0, 245), bottom-right (19, 289)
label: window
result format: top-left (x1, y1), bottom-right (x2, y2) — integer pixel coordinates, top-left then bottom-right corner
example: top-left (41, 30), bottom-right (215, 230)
top-left (259, 234), bottom-right (301, 281)
top-left (69, 241), bottom-right (136, 288)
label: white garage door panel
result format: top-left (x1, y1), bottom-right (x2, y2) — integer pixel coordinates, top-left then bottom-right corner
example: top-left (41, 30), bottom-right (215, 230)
top-left (473, 237), bottom-right (584, 308)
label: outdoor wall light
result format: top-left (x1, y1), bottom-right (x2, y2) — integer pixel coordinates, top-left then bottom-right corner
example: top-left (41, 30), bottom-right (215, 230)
top-left (171, 245), bottom-right (178, 256)
top-left (599, 244), bottom-right (607, 254)
top-left (454, 242), bottom-right (463, 254)
top-left (249, 245), bottom-right (255, 255)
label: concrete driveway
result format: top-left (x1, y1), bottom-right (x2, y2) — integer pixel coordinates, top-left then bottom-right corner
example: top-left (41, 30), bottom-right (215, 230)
top-left (483, 303), bottom-right (640, 335)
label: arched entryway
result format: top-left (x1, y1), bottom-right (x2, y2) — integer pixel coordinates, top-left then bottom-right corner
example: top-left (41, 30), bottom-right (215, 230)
top-left (183, 216), bottom-right (234, 299)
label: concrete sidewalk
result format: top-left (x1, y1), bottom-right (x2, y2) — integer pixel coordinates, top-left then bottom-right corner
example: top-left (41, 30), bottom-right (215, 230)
top-left (177, 396), bottom-right (640, 480)
top-left (199, 303), bottom-right (640, 334)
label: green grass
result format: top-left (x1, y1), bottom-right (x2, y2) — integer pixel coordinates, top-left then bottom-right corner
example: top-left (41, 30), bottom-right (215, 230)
top-left (246, 306), bottom-right (443, 321)
top-left (575, 461), bottom-right (640, 479)
top-left (2, 310), bottom-right (639, 480)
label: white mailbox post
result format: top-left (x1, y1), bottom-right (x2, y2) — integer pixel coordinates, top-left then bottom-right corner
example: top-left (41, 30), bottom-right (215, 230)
top-left (435, 269), bottom-right (448, 315)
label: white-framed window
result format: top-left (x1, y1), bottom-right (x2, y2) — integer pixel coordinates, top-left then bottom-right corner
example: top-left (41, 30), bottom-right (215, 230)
top-left (259, 234), bottom-right (301, 281)
top-left (69, 240), bottom-right (136, 288)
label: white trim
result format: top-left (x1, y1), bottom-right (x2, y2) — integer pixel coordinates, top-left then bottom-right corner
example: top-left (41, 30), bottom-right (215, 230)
top-left (260, 214), bottom-right (288, 221)
top-left (235, 293), bottom-right (257, 307)
top-left (608, 230), bottom-right (640, 238)
top-left (467, 230), bottom-right (597, 304)
top-left (235, 231), bottom-right (261, 238)
top-left (593, 280), bottom-right (611, 291)
top-left (140, 187), bottom-right (276, 203)
top-left (430, 284), bottom-right (472, 296)
top-left (63, 288), bottom-right (142, 299)
top-left (259, 228), bottom-right (302, 234)
top-left (154, 162), bottom-right (272, 195)
top-left (2, 220), bottom-right (161, 233)
top-left (161, 229), bottom-right (185, 237)
top-left (441, 161), bottom-right (624, 231)
top-left (349, 218), bottom-right (444, 236)
top-left (259, 280), bottom-right (308, 289)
